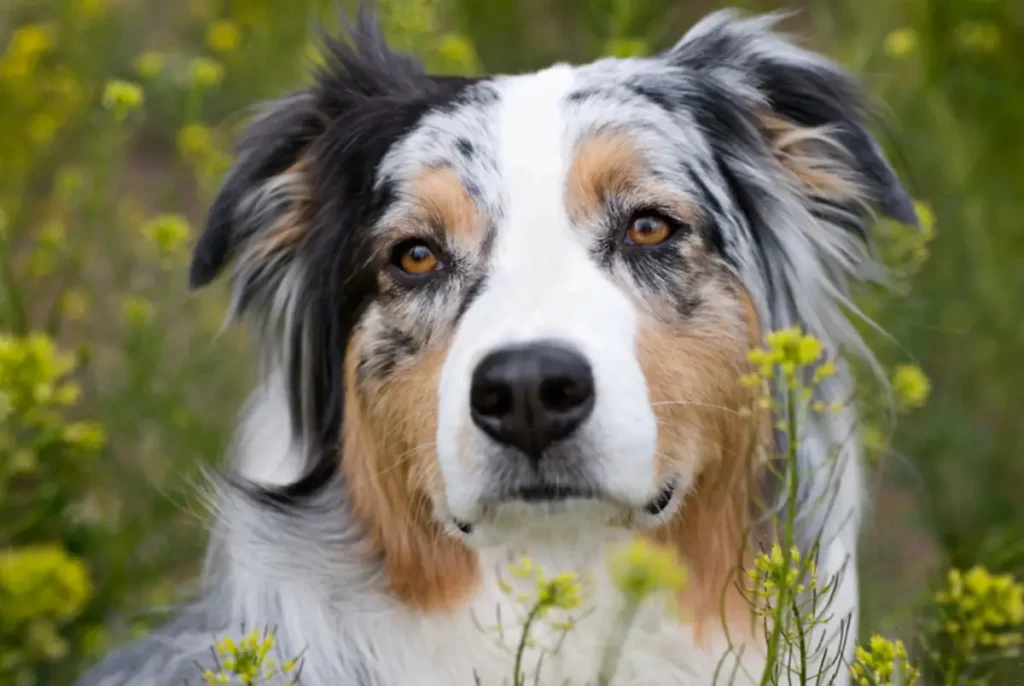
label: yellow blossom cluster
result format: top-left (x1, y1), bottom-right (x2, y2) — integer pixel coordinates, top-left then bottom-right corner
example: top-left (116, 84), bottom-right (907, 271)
top-left (0, 335), bottom-right (103, 682)
top-left (849, 635), bottom-right (919, 686)
top-left (142, 214), bottom-right (192, 259)
top-left (202, 628), bottom-right (301, 685)
top-left (607, 538), bottom-right (688, 603)
top-left (933, 566), bottom-right (1024, 660)
top-left (744, 328), bottom-right (835, 388)
top-left (891, 364), bottom-right (931, 411)
top-left (504, 555), bottom-right (588, 621)
top-left (741, 328), bottom-right (840, 419)
top-left (102, 79), bottom-right (145, 121)
top-left (0, 334), bottom-right (106, 459)
top-left (746, 543), bottom-right (819, 615)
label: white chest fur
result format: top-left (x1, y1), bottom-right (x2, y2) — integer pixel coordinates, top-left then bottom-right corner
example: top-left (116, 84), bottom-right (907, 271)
top-left (219, 534), bottom-right (856, 686)
top-left (278, 540), bottom-right (767, 686)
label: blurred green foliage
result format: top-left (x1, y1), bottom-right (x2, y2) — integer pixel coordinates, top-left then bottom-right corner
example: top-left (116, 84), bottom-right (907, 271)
top-left (0, 0), bottom-right (1021, 683)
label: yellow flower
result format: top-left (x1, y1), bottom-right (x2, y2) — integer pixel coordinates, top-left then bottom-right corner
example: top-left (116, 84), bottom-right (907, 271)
top-left (813, 359), bottom-right (837, 383)
top-left (891, 364), bottom-right (930, 410)
top-left (536, 571), bottom-right (585, 612)
top-left (188, 57), bottom-right (224, 89)
top-left (934, 565), bottom-right (1024, 662)
top-left (849, 635), bottom-right (918, 685)
top-left (509, 554), bottom-right (537, 580)
top-left (748, 328), bottom-right (831, 391)
top-left (142, 214), bottom-right (192, 257)
top-left (121, 296), bottom-right (154, 327)
top-left (885, 28), bottom-right (918, 59)
top-left (914, 201), bottom-right (936, 238)
top-left (177, 123), bottom-right (213, 161)
top-left (7, 24), bottom-right (56, 59)
top-left (747, 542), bottom-right (821, 614)
top-left (608, 539), bottom-right (688, 602)
top-left (206, 628), bottom-right (296, 685)
top-left (796, 335), bottom-right (823, 365)
top-left (133, 52), bottom-right (166, 78)
top-left (102, 80), bottom-right (145, 121)
top-left (0, 544), bottom-right (93, 626)
top-left (60, 288), bottom-right (90, 320)
top-left (207, 20), bottom-right (242, 54)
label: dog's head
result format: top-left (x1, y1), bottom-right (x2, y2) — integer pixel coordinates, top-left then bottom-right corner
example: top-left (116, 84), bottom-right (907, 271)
top-left (192, 11), bottom-right (914, 609)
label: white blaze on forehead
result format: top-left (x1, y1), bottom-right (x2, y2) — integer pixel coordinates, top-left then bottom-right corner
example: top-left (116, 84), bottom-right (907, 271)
top-left (435, 65), bottom-right (660, 520)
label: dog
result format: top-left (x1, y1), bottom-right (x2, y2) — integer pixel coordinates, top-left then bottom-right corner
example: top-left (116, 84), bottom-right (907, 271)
top-left (77, 9), bottom-right (915, 686)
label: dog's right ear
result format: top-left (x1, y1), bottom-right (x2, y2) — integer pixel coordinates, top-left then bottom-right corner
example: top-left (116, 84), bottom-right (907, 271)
top-left (188, 93), bottom-right (322, 296)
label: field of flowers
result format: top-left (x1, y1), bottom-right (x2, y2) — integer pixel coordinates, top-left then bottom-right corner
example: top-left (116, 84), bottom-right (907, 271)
top-left (1, 0), bottom-right (1022, 684)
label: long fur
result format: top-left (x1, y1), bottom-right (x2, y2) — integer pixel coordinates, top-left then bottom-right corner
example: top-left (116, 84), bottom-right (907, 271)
top-left (77, 10), bottom-right (914, 686)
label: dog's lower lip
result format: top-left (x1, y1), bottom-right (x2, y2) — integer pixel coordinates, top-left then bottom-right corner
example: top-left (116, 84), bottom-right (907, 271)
top-left (643, 480), bottom-right (678, 515)
top-left (513, 484), bottom-right (596, 502)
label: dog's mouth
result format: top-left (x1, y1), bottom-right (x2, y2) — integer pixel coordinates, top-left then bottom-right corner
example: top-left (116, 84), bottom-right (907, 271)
top-left (642, 479), bottom-right (679, 516)
top-left (451, 477), bottom-right (680, 535)
top-left (512, 483), bottom-right (600, 503)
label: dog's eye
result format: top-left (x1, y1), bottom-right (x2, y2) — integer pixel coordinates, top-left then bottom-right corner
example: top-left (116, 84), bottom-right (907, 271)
top-left (624, 213), bottom-right (675, 247)
top-left (391, 240), bottom-right (444, 278)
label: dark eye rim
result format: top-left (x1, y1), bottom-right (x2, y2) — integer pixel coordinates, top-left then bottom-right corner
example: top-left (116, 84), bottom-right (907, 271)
top-left (622, 208), bottom-right (687, 249)
top-left (387, 237), bottom-right (447, 284)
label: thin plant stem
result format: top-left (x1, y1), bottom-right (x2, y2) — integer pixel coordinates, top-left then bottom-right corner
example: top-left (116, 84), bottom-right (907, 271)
top-left (597, 599), bottom-right (641, 686)
top-left (759, 385), bottom-right (800, 685)
top-left (513, 603), bottom-right (545, 686)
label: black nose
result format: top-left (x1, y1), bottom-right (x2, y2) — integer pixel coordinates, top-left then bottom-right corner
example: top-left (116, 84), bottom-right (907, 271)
top-left (470, 342), bottom-right (595, 458)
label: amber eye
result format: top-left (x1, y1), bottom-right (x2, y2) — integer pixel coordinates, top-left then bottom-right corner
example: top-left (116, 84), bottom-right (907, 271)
top-left (392, 240), bottom-right (443, 277)
top-left (625, 213), bottom-right (674, 247)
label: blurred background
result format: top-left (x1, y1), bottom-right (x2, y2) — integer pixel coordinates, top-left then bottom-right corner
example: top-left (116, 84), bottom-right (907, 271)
top-left (0, 0), bottom-right (1021, 683)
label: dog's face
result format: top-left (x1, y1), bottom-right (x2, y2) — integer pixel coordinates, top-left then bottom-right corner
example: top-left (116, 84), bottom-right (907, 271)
top-left (191, 12), bottom-right (914, 606)
top-left (372, 65), bottom-right (760, 541)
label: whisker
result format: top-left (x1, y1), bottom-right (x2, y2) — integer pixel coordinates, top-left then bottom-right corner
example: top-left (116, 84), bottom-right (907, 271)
top-left (376, 440), bottom-right (436, 476)
top-left (651, 399), bottom-right (749, 418)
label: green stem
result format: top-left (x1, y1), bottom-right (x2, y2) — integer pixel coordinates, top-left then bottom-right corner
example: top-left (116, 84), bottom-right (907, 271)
top-left (759, 386), bottom-right (800, 686)
top-left (792, 596), bottom-right (808, 683)
top-left (944, 655), bottom-right (962, 686)
top-left (513, 603), bottom-right (544, 686)
top-left (597, 599), bottom-right (642, 686)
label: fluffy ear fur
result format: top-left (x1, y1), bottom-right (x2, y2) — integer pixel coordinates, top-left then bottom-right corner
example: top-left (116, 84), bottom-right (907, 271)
top-left (668, 10), bottom-right (916, 228)
top-left (188, 9), bottom-right (434, 302)
top-left (661, 10), bottom-right (916, 353)
top-left (189, 93), bottom-right (319, 302)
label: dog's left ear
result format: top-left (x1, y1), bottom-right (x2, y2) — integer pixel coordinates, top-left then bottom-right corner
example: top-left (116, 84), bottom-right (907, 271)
top-left (668, 10), bottom-right (917, 227)
top-left (189, 93), bottom-right (321, 293)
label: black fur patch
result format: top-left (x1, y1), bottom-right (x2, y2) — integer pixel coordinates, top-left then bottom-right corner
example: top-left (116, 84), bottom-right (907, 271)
top-left (456, 138), bottom-right (475, 158)
top-left (358, 325), bottom-right (420, 384)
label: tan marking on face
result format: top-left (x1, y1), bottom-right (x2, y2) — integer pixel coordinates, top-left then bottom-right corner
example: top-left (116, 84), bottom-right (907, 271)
top-left (407, 167), bottom-right (482, 244)
top-left (342, 328), bottom-right (479, 611)
top-left (635, 283), bottom-right (764, 632)
top-left (759, 113), bottom-right (866, 201)
top-left (566, 132), bottom-right (699, 225)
